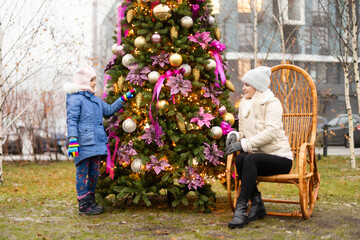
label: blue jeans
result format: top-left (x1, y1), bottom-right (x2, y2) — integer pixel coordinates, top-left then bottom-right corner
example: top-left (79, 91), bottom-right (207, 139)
top-left (75, 156), bottom-right (101, 197)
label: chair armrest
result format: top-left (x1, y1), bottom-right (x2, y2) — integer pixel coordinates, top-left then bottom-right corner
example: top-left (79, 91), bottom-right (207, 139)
top-left (298, 142), bottom-right (315, 179)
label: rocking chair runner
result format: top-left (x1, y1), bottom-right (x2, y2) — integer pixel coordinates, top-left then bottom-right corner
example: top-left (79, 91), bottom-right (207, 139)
top-left (226, 64), bottom-right (320, 219)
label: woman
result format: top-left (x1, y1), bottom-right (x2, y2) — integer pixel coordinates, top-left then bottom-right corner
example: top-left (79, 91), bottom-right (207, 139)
top-left (225, 66), bottom-right (293, 229)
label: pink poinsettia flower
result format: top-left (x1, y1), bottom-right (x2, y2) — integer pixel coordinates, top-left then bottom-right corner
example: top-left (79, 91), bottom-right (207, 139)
top-left (165, 73), bottom-right (192, 97)
top-left (178, 167), bottom-right (205, 190)
top-left (190, 107), bottom-right (215, 128)
top-left (146, 155), bottom-right (171, 175)
top-left (117, 141), bottom-right (138, 164)
top-left (188, 31), bottom-right (212, 49)
top-left (203, 142), bottom-right (224, 166)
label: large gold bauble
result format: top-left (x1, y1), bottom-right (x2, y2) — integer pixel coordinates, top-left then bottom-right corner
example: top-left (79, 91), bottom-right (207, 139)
top-left (153, 4), bottom-right (171, 21)
top-left (158, 100), bottom-right (169, 110)
top-left (134, 36), bottom-right (146, 49)
top-left (169, 53), bottom-right (183, 67)
top-left (210, 126), bottom-right (223, 139)
top-left (223, 112), bottom-right (235, 126)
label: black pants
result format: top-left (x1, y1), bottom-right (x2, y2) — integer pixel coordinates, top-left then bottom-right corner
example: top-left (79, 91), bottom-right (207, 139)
top-left (235, 152), bottom-right (293, 201)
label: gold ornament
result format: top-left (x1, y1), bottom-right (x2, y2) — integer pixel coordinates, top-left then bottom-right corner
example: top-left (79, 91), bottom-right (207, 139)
top-left (192, 67), bottom-right (200, 82)
top-left (170, 26), bottom-right (178, 39)
top-left (113, 83), bottom-right (119, 95)
top-left (169, 53), bottom-right (183, 67)
top-left (225, 80), bottom-right (235, 92)
top-left (215, 28), bottom-right (221, 40)
top-left (177, 120), bottom-right (186, 134)
top-left (117, 76), bottom-right (125, 91)
top-left (223, 112), bottom-right (235, 126)
top-left (134, 36), bottom-right (146, 49)
top-left (135, 93), bottom-right (144, 108)
top-left (153, 4), bottom-right (171, 21)
top-left (126, 9), bottom-right (134, 23)
top-left (158, 100), bottom-right (169, 110)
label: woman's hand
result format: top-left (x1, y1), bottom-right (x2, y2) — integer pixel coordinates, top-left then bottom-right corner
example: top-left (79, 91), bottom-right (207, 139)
top-left (226, 133), bottom-right (237, 147)
top-left (226, 142), bottom-right (243, 155)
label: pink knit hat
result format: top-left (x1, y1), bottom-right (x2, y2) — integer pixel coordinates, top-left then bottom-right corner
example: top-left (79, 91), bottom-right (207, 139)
top-left (72, 65), bottom-right (96, 93)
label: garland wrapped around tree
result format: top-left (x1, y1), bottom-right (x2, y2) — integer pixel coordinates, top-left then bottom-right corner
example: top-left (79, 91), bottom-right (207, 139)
top-left (97, 0), bottom-right (236, 212)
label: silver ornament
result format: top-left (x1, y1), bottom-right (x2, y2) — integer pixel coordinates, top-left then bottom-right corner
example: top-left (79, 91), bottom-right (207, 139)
top-left (205, 59), bottom-right (216, 70)
top-left (148, 71), bottom-right (160, 84)
top-left (131, 158), bottom-right (144, 173)
top-left (211, 126), bottom-right (223, 140)
top-left (179, 64), bottom-right (192, 77)
top-left (181, 16), bottom-right (193, 29)
top-left (208, 16), bottom-right (215, 25)
top-left (122, 118), bottom-right (137, 133)
top-left (122, 54), bottom-right (135, 67)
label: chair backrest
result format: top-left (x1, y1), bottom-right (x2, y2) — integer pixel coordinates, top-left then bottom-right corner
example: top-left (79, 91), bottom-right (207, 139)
top-left (270, 64), bottom-right (318, 173)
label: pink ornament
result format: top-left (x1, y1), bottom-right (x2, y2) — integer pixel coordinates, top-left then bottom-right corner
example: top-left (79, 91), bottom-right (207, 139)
top-left (217, 106), bottom-right (227, 115)
top-left (151, 33), bottom-right (161, 44)
top-left (115, 45), bottom-right (125, 56)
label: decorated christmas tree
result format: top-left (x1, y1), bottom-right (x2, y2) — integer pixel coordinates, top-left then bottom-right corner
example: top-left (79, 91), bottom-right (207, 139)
top-left (97, 0), bottom-right (236, 212)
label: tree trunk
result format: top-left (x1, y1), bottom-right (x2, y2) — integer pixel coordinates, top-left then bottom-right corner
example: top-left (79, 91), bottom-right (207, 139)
top-left (277, 0), bottom-right (286, 63)
top-left (351, 0), bottom-right (360, 117)
top-left (0, 21), bottom-right (4, 184)
top-left (252, 0), bottom-right (258, 66)
top-left (344, 1), bottom-right (356, 168)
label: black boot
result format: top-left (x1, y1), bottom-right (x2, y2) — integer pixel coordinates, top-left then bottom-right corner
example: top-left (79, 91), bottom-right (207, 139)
top-left (78, 195), bottom-right (104, 215)
top-left (228, 199), bottom-right (249, 229)
top-left (248, 192), bottom-right (266, 222)
top-left (89, 193), bottom-right (105, 213)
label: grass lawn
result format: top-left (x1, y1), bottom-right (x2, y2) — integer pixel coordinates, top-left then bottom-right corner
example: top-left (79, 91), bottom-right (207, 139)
top-left (1, 156), bottom-right (359, 240)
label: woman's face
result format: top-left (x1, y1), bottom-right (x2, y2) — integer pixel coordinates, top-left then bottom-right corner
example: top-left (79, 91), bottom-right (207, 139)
top-left (90, 77), bottom-right (96, 91)
top-left (242, 82), bottom-right (256, 99)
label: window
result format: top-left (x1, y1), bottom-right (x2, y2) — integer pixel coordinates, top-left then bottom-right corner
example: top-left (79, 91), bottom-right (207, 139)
top-left (278, 0), bottom-right (305, 25)
top-left (210, 0), bottom-right (220, 15)
top-left (313, 0), bottom-right (327, 17)
top-left (238, 23), bottom-right (253, 49)
top-left (237, 0), bottom-right (263, 13)
top-left (238, 59), bottom-right (252, 80)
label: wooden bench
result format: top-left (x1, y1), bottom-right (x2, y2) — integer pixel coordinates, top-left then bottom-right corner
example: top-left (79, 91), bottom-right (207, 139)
top-left (226, 64), bottom-right (320, 219)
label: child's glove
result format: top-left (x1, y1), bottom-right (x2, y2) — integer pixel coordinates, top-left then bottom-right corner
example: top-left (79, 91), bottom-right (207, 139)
top-left (120, 89), bottom-right (136, 102)
top-left (68, 137), bottom-right (80, 157)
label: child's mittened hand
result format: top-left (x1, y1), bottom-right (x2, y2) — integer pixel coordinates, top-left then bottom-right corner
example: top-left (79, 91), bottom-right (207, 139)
top-left (68, 137), bottom-right (80, 157)
top-left (120, 89), bottom-right (136, 102)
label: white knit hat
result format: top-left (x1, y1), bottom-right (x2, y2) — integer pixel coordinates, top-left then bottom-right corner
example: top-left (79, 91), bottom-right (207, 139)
top-left (72, 65), bottom-right (96, 93)
top-left (242, 66), bottom-right (271, 92)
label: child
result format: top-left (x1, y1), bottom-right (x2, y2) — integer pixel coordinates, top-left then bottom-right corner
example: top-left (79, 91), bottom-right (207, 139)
top-left (225, 66), bottom-right (293, 228)
top-left (63, 65), bottom-right (135, 215)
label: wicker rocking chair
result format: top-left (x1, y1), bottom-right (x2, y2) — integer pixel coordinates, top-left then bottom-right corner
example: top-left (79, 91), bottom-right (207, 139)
top-left (226, 64), bottom-right (320, 219)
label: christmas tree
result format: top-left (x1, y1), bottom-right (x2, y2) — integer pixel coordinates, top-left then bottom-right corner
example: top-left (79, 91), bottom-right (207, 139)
top-left (97, 0), bottom-right (236, 212)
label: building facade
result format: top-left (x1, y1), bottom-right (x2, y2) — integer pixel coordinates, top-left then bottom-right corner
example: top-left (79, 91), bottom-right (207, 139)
top-left (215, 0), bottom-right (359, 120)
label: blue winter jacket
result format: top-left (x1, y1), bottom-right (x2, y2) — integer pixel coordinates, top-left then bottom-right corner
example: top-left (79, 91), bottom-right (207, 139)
top-left (66, 91), bottom-right (124, 166)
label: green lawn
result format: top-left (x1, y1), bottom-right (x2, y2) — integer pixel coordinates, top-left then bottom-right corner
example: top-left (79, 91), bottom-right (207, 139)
top-left (1, 156), bottom-right (359, 239)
